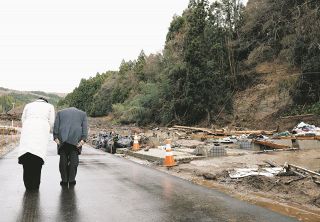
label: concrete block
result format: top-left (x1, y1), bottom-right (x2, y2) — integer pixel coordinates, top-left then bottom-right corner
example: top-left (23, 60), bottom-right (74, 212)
top-left (297, 140), bottom-right (320, 150)
top-left (194, 145), bottom-right (227, 157)
top-left (238, 140), bottom-right (260, 151)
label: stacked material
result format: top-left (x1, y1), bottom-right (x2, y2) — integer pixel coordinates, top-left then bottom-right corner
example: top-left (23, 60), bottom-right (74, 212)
top-left (193, 144), bottom-right (226, 157)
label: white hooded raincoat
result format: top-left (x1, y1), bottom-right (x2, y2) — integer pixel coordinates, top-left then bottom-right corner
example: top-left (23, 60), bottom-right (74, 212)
top-left (18, 99), bottom-right (55, 161)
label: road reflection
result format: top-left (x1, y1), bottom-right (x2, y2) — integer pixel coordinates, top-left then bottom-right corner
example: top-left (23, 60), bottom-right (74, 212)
top-left (16, 190), bottom-right (42, 222)
top-left (56, 186), bottom-right (80, 222)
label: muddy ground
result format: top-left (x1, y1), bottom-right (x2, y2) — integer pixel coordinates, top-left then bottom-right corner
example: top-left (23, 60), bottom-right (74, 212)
top-left (157, 149), bottom-right (320, 219)
top-left (124, 149), bottom-right (320, 222)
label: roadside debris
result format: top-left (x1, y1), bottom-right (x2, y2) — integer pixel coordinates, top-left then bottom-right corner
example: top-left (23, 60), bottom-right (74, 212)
top-left (229, 167), bottom-right (284, 179)
top-left (292, 122), bottom-right (320, 136)
top-left (193, 144), bottom-right (227, 157)
top-left (93, 131), bottom-right (133, 153)
top-left (202, 173), bottom-right (217, 180)
top-left (285, 163), bottom-right (320, 177)
top-left (90, 121), bottom-right (320, 157)
top-left (88, 120), bottom-right (320, 214)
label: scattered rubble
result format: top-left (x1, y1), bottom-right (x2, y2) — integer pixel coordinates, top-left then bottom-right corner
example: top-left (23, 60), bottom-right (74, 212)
top-left (292, 122), bottom-right (320, 136)
top-left (229, 167), bottom-right (284, 179)
top-left (202, 173), bottom-right (217, 180)
top-left (92, 131), bottom-right (133, 153)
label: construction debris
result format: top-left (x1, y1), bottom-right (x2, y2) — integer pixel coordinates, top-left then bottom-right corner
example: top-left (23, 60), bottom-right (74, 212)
top-left (88, 120), bottom-right (320, 215)
top-left (93, 131), bottom-right (133, 153)
top-left (229, 167), bottom-right (284, 179)
top-left (193, 144), bottom-right (227, 157)
top-left (285, 176), bottom-right (306, 185)
top-left (287, 163), bottom-right (320, 177)
top-left (171, 125), bottom-right (277, 136)
top-left (292, 122), bottom-right (320, 136)
top-left (174, 139), bottom-right (205, 148)
top-left (252, 139), bottom-right (291, 149)
top-left (254, 148), bottom-right (299, 154)
top-left (202, 173), bottom-right (217, 180)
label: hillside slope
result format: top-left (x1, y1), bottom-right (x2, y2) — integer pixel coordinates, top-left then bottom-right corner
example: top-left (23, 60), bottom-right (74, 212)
top-left (228, 0), bottom-right (320, 130)
top-left (0, 87), bottom-right (63, 114)
top-left (232, 62), bottom-right (300, 129)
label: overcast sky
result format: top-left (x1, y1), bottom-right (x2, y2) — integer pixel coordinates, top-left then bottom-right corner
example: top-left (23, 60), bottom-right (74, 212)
top-left (0, 0), bottom-right (247, 93)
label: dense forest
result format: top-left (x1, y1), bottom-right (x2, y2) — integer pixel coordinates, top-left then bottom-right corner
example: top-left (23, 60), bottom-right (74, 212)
top-left (59, 0), bottom-right (320, 126)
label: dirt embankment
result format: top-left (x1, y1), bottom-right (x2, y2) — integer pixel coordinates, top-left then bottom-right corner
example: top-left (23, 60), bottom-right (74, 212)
top-left (231, 62), bottom-right (320, 131)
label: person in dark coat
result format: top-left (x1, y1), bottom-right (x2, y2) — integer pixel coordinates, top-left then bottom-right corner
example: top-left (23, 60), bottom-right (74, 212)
top-left (53, 107), bottom-right (88, 187)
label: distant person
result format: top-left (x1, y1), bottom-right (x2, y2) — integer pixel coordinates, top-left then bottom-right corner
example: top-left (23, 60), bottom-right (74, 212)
top-left (18, 97), bottom-right (55, 190)
top-left (53, 107), bottom-right (88, 187)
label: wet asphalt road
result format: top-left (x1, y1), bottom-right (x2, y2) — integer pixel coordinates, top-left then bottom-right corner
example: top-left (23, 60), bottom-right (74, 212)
top-left (0, 140), bottom-right (298, 222)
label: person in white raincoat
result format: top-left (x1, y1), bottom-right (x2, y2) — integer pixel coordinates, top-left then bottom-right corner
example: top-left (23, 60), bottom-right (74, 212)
top-left (18, 97), bottom-right (55, 190)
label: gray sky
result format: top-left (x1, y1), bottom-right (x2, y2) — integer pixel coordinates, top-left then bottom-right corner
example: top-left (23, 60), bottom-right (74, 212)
top-left (0, 0), bottom-right (247, 93)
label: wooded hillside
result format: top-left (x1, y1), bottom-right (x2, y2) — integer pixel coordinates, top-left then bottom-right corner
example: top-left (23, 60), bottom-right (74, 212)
top-left (59, 0), bottom-right (320, 127)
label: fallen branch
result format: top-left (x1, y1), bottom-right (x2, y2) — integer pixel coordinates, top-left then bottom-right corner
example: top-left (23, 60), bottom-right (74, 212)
top-left (229, 130), bottom-right (277, 135)
top-left (172, 125), bottom-right (215, 134)
top-left (285, 176), bottom-right (306, 185)
top-left (172, 125), bottom-right (277, 136)
top-left (280, 114), bottom-right (315, 119)
top-left (312, 177), bottom-right (320, 185)
top-left (283, 163), bottom-right (307, 178)
top-left (255, 148), bottom-right (299, 154)
top-left (263, 160), bottom-right (279, 167)
top-left (289, 164), bottom-right (320, 177)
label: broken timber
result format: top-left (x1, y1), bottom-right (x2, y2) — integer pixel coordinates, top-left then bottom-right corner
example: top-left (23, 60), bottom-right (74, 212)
top-left (288, 164), bottom-right (320, 177)
top-left (171, 125), bottom-right (215, 134)
top-left (255, 148), bottom-right (298, 154)
top-left (285, 176), bottom-right (306, 185)
top-left (263, 160), bottom-right (279, 167)
top-left (280, 114), bottom-right (315, 119)
top-left (253, 140), bottom-right (291, 149)
top-left (171, 125), bottom-right (277, 136)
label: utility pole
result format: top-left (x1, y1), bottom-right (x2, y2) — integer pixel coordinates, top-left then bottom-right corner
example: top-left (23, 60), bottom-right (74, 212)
top-left (11, 102), bottom-right (15, 127)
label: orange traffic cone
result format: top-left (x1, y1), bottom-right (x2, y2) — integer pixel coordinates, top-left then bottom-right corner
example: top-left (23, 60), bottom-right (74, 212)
top-left (132, 134), bottom-right (140, 151)
top-left (163, 139), bottom-right (176, 167)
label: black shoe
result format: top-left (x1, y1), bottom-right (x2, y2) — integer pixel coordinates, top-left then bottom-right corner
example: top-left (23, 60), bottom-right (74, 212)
top-left (60, 181), bottom-right (68, 186)
top-left (69, 181), bottom-right (76, 186)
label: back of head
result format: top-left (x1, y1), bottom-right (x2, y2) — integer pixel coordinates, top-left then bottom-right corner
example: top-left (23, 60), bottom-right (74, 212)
top-left (37, 97), bottom-right (49, 103)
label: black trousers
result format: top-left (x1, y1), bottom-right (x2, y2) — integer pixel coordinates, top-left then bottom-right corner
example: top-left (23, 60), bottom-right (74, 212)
top-left (19, 153), bottom-right (44, 190)
top-left (59, 143), bottom-right (79, 183)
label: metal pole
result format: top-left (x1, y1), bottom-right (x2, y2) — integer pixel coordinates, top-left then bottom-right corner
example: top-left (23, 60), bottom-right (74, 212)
top-left (11, 102), bottom-right (15, 127)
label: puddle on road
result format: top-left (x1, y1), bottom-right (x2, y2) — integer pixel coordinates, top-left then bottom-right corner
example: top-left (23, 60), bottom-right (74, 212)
top-left (194, 179), bottom-right (320, 222)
